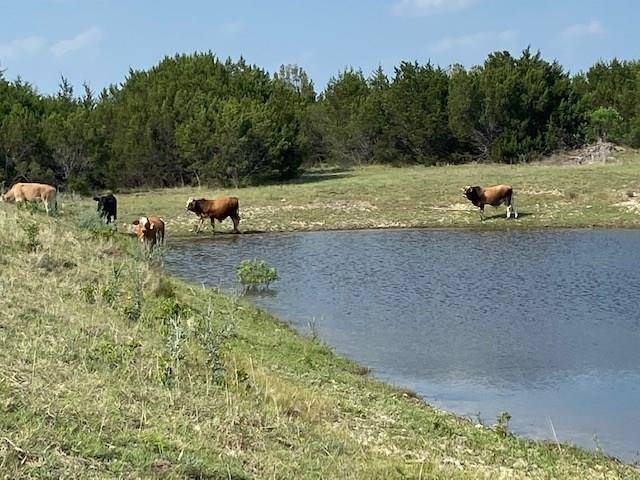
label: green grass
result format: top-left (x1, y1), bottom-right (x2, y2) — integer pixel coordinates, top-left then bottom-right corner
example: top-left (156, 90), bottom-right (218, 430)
top-left (0, 186), bottom-right (639, 478)
top-left (72, 152), bottom-right (640, 238)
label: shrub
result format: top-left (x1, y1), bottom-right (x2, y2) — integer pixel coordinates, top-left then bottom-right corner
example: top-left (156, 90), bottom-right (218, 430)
top-left (80, 283), bottom-right (97, 303)
top-left (19, 221), bottom-right (40, 252)
top-left (236, 259), bottom-right (278, 291)
top-left (122, 268), bottom-right (144, 322)
top-left (154, 298), bottom-right (192, 387)
top-left (74, 209), bottom-right (115, 240)
top-left (494, 411), bottom-right (512, 437)
top-left (101, 264), bottom-right (124, 306)
top-left (197, 295), bottom-right (235, 383)
top-left (17, 201), bottom-right (43, 215)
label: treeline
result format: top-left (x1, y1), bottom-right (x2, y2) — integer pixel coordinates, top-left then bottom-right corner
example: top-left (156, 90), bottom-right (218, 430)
top-left (1, 49), bottom-right (639, 191)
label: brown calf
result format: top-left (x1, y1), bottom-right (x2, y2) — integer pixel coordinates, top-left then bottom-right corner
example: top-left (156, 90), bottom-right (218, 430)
top-left (132, 215), bottom-right (165, 251)
top-left (186, 196), bottom-right (240, 233)
top-left (462, 184), bottom-right (518, 220)
top-left (1, 182), bottom-right (57, 215)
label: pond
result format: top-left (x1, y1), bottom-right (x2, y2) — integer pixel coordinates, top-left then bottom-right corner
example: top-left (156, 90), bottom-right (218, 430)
top-left (164, 229), bottom-right (640, 462)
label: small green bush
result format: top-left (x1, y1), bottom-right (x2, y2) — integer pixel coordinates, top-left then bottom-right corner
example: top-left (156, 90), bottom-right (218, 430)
top-left (236, 259), bottom-right (278, 291)
top-left (80, 283), bottom-right (97, 303)
top-left (74, 209), bottom-right (115, 240)
top-left (154, 298), bottom-right (191, 387)
top-left (122, 268), bottom-right (144, 322)
top-left (17, 201), bottom-right (43, 215)
top-left (197, 296), bottom-right (235, 383)
top-left (101, 265), bottom-right (124, 306)
top-left (494, 411), bottom-right (512, 438)
top-left (19, 221), bottom-right (40, 252)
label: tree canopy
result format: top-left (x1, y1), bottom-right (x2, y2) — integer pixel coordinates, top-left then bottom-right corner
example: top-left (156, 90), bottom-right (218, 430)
top-left (1, 50), bottom-right (639, 191)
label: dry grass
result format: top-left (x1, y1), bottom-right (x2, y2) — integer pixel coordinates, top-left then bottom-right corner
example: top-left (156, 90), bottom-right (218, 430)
top-left (0, 202), bottom-right (638, 478)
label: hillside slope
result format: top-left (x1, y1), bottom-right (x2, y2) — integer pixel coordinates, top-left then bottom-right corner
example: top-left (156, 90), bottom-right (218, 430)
top-left (0, 206), bottom-right (637, 479)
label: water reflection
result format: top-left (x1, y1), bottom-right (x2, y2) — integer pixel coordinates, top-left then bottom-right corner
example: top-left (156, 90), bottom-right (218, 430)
top-left (165, 229), bottom-right (640, 461)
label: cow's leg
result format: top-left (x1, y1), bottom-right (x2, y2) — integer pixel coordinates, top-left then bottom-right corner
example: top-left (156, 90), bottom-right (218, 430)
top-left (195, 217), bottom-right (204, 233)
top-left (231, 214), bottom-right (240, 233)
top-left (506, 204), bottom-right (512, 219)
top-left (42, 199), bottom-right (50, 215)
top-left (479, 205), bottom-right (485, 221)
top-left (210, 217), bottom-right (216, 233)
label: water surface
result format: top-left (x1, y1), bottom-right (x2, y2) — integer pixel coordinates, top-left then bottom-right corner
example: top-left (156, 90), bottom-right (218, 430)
top-left (165, 229), bottom-right (640, 461)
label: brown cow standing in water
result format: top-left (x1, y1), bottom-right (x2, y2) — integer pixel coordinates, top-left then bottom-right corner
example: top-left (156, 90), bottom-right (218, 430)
top-left (132, 215), bottom-right (165, 251)
top-left (462, 184), bottom-right (518, 220)
top-left (186, 196), bottom-right (240, 233)
top-left (1, 182), bottom-right (57, 215)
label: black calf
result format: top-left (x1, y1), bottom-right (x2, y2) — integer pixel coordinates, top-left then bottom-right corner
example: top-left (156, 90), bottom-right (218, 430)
top-left (93, 193), bottom-right (117, 224)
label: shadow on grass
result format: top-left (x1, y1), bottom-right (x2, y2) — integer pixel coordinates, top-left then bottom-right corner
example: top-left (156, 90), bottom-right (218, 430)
top-left (481, 211), bottom-right (534, 221)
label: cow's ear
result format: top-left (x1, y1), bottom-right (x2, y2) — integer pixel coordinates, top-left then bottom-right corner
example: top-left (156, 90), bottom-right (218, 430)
top-left (132, 219), bottom-right (140, 225)
top-left (93, 196), bottom-right (99, 201)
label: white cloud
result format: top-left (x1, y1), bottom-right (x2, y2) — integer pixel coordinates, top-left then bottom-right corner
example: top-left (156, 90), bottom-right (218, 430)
top-left (392, 0), bottom-right (474, 16)
top-left (50, 26), bottom-right (102, 57)
top-left (561, 20), bottom-right (605, 39)
top-left (0, 36), bottom-right (46, 59)
top-left (430, 29), bottom-right (517, 53)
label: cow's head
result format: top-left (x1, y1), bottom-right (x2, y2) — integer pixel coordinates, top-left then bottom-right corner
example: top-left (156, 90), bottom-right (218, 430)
top-left (132, 216), bottom-right (155, 242)
top-left (186, 197), bottom-right (203, 213)
top-left (462, 186), bottom-right (482, 206)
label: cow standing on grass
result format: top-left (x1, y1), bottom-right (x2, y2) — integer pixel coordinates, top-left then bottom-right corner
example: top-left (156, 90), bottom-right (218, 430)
top-left (462, 185), bottom-right (518, 220)
top-left (93, 193), bottom-right (117, 224)
top-left (186, 196), bottom-right (241, 233)
top-left (0, 182), bottom-right (57, 215)
top-left (132, 216), bottom-right (165, 251)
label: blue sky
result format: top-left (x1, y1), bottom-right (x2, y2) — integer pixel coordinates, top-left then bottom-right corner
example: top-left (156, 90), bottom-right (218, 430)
top-left (0, 0), bottom-right (636, 95)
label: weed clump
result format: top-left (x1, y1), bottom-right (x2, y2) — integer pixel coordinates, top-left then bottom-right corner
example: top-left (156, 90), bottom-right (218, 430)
top-left (155, 299), bottom-right (191, 387)
top-left (101, 265), bottom-right (124, 306)
top-left (74, 209), bottom-right (115, 239)
top-left (197, 295), bottom-right (235, 383)
top-left (236, 259), bottom-right (278, 292)
top-left (122, 267), bottom-right (144, 322)
top-left (80, 283), bottom-right (97, 303)
top-left (494, 411), bottom-right (512, 438)
top-left (19, 221), bottom-right (40, 252)
top-left (16, 201), bottom-right (44, 215)
top-left (150, 274), bottom-right (175, 298)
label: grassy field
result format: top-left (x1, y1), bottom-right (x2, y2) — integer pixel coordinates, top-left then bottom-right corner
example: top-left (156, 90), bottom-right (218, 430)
top-left (1, 189), bottom-right (639, 477)
top-left (68, 152), bottom-right (640, 238)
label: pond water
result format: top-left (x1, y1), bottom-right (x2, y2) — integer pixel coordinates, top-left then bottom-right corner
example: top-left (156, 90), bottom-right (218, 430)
top-left (164, 229), bottom-right (640, 462)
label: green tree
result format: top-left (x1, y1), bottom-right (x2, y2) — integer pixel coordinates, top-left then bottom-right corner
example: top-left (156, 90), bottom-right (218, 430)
top-left (588, 107), bottom-right (623, 142)
top-left (377, 61), bottom-right (453, 164)
top-left (319, 69), bottom-right (371, 165)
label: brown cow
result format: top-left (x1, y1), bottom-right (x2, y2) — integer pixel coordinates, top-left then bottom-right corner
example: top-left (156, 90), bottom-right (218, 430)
top-left (186, 196), bottom-right (240, 233)
top-left (462, 184), bottom-right (518, 220)
top-left (132, 215), bottom-right (165, 251)
top-left (1, 182), bottom-right (57, 215)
